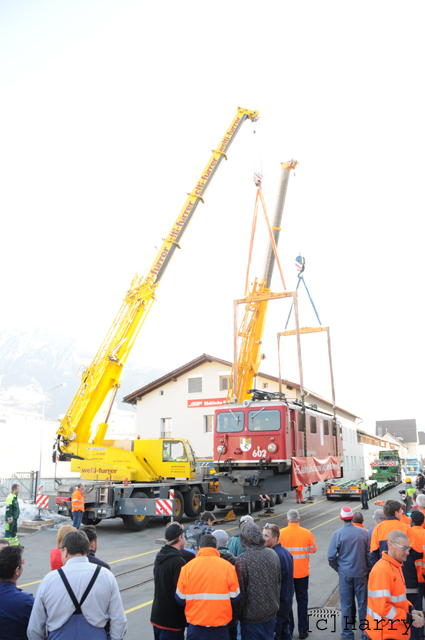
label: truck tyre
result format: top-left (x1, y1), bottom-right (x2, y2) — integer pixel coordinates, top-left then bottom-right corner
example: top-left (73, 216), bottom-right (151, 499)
top-left (269, 495), bottom-right (277, 507)
top-left (172, 490), bottom-right (184, 522)
top-left (276, 494), bottom-right (284, 505)
top-left (216, 502), bottom-right (228, 509)
top-left (184, 487), bottom-right (202, 519)
top-left (204, 502), bottom-right (215, 512)
top-left (122, 491), bottom-right (151, 531)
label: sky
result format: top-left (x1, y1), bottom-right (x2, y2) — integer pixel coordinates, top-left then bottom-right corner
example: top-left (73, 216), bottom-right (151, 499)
top-left (1, 0), bottom-right (424, 433)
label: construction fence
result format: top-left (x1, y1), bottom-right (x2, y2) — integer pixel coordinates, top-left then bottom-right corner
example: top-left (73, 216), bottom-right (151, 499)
top-left (0, 471), bottom-right (38, 502)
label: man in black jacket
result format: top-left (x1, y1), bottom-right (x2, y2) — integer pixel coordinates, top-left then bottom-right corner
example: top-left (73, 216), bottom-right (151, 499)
top-left (150, 522), bottom-right (187, 640)
top-left (416, 472), bottom-right (425, 493)
top-left (80, 525), bottom-right (111, 571)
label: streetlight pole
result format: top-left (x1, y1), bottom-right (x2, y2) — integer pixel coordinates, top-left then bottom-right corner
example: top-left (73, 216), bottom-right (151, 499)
top-left (36, 383), bottom-right (66, 509)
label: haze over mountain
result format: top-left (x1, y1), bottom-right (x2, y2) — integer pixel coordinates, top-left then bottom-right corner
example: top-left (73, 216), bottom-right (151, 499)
top-left (0, 327), bottom-right (166, 419)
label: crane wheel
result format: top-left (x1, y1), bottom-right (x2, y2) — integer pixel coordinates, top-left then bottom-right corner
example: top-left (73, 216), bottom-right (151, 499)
top-left (183, 487), bottom-right (202, 519)
top-left (122, 491), bottom-right (151, 531)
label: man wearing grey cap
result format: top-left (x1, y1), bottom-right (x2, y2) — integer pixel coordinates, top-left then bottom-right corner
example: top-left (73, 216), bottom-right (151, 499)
top-left (213, 530), bottom-right (236, 565)
top-left (227, 515), bottom-right (254, 557)
top-left (150, 522), bottom-right (187, 639)
top-left (367, 509), bottom-right (385, 544)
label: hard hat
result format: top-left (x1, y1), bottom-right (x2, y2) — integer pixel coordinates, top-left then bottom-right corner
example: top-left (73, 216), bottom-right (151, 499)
top-left (406, 477), bottom-right (412, 483)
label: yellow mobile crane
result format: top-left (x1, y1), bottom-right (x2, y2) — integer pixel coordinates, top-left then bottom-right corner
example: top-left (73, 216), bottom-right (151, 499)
top-left (54, 108), bottom-right (258, 529)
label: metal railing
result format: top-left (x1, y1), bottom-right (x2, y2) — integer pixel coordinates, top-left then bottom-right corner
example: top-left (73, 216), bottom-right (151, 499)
top-left (0, 472), bottom-right (37, 502)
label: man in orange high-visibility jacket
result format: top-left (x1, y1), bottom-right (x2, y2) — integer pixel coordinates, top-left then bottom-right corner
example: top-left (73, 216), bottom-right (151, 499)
top-left (353, 512), bottom-right (368, 530)
top-left (295, 485), bottom-right (305, 504)
top-left (365, 530), bottom-right (424, 640)
top-left (71, 483), bottom-right (85, 530)
top-left (176, 534), bottom-right (240, 640)
top-left (410, 510), bottom-right (425, 635)
top-left (370, 499), bottom-right (423, 628)
top-left (399, 502), bottom-right (412, 527)
top-left (279, 509), bottom-right (317, 640)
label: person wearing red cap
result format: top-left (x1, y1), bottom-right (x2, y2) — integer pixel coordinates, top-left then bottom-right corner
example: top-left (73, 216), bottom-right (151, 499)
top-left (327, 506), bottom-right (371, 640)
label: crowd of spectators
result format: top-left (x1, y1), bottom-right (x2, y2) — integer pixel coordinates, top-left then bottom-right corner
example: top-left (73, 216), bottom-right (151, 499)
top-left (2, 496), bottom-right (425, 640)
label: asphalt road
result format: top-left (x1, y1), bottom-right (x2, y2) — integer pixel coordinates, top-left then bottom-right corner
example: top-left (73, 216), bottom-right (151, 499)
top-left (18, 485), bottom-right (404, 640)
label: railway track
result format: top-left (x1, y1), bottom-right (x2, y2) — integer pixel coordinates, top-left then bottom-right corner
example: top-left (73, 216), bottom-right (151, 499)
top-left (115, 562), bottom-right (155, 593)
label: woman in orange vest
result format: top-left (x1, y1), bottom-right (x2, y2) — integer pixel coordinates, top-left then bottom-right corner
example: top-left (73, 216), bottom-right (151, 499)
top-left (71, 483), bottom-right (85, 529)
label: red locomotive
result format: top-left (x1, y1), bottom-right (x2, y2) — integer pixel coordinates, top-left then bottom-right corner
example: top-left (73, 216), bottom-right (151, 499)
top-left (213, 389), bottom-right (343, 492)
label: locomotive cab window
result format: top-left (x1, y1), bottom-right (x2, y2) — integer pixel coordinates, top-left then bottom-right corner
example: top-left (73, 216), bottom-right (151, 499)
top-left (216, 412), bottom-right (244, 433)
top-left (309, 416), bottom-right (317, 434)
top-left (248, 409), bottom-right (280, 431)
top-left (323, 420), bottom-right (329, 436)
top-left (297, 413), bottom-right (305, 431)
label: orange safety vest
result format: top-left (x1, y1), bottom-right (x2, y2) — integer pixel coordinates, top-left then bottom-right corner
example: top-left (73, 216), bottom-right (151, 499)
top-left (71, 488), bottom-right (84, 512)
top-left (370, 519), bottom-right (413, 556)
top-left (399, 513), bottom-right (411, 527)
top-left (279, 522), bottom-right (317, 578)
top-left (353, 522), bottom-right (368, 531)
top-left (176, 547), bottom-right (240, 626)
top-left (296, 485), bottom-right (303, 493)
top-left (366, 551), bottom-right (411, 640)
top-left (410, 525), bottom-right (425, 584)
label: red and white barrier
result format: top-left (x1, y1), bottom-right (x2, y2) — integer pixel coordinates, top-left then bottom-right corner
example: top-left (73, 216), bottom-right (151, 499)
top-left (155, 499), bottom-right (173, 515)
top-left (36, 494), bottom-right (49, 509)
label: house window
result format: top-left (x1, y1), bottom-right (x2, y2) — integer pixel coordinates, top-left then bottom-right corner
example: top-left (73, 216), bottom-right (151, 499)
top-left (161, 418), bottom-right (172, 438)
top-left (188, 377), bottom-right (202, 393)
top-left (159, 390), bottom-right (164, 396)
top-left (310, 416), bottom-right (317, 434)
top-left (204, 415), bottom-right (213, 433)
top-left (323, 420), bottom-right (329, 436)
top-left (262, 382), bottom-right (269, 389)
top-left (219, 375), bottom-right (230, 391)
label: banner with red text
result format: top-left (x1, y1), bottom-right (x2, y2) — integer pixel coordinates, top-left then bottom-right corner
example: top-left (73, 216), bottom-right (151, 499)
top-left (292, 456), bottom-right (341, 486)
top-left (187, 398), bottom-right (226, 408)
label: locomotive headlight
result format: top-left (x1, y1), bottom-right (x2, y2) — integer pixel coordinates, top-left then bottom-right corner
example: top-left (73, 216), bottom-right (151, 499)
top-left (217, 445), bottom-right (227, 454)
top-left (268, 443), bottom-right (278, 453)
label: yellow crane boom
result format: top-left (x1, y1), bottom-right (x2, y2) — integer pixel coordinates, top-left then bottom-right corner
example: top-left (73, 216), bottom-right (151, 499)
top-left (56, 107), bottom-right (259, 459)
top-left (227, 160), bottom-right (297, 403)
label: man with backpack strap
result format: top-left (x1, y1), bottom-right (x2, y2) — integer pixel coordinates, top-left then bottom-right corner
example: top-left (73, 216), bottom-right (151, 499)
top-left (185, 511), bottom-right (216, 551)
top-left (27, 530), bottom-right (127, 640)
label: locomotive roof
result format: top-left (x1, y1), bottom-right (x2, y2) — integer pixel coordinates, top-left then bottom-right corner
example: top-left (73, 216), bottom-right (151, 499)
top-left (216, 400), bottom-right (336, 420)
